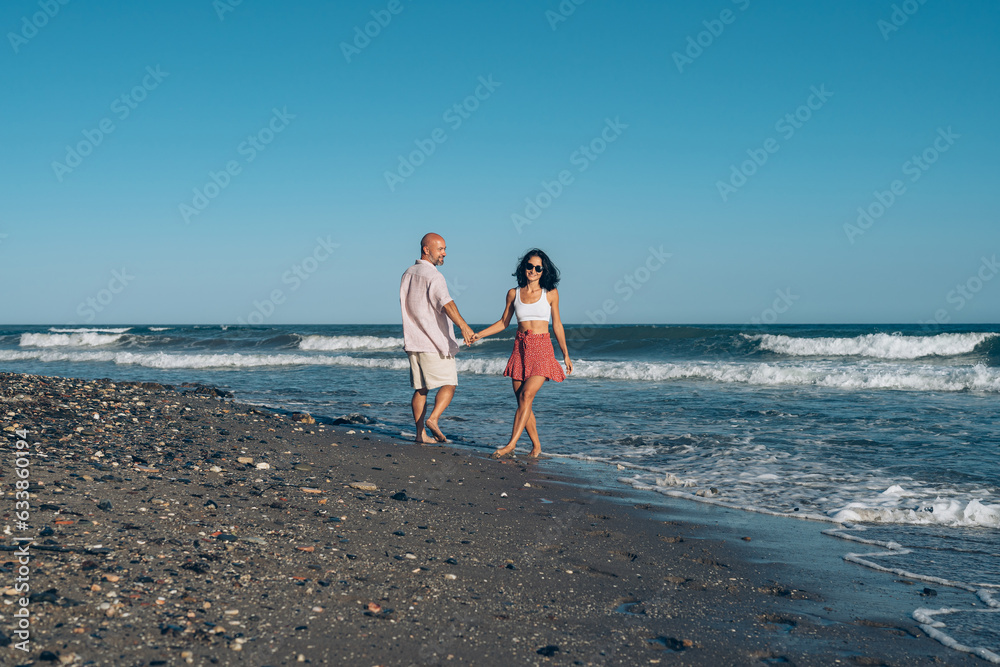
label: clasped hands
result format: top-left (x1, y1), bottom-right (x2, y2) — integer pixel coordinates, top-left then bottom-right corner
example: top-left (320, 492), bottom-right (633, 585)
top-left (459, 326), bottom-right (481, 347)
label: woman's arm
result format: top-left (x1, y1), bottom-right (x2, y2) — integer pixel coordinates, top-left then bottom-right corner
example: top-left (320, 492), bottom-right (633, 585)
top-left (549, 288), bottom-right (573, 374)
top-left (474, 289), bottom-right (516, 340)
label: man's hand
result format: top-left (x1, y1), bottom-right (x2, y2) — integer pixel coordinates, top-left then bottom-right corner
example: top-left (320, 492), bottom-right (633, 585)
top-left (460, 324), bottom-right (475, 347)
top-left (442, 301), bottom-right (474, 347)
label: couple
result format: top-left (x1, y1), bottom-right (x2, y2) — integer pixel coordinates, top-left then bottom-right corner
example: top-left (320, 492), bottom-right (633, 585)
top-left (399, 233), bottom-right (573, 458)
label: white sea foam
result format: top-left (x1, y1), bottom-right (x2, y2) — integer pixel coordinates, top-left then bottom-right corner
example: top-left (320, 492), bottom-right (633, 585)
top-left (298, 334), bottom-right (404, 351)
top-left (21, 333), bottom-right (126, 348)
top-left (830, 497), bottom-right (1000, 528)
top-left (4, 346), bottom-right (999, 393)
top-left (0, 349), bottom-right (411, 370)
top-left (601, 433), bottom-right (1000, 530)
top-left (750, 332), bottom-right (998, 359)
top-left (571, 359), bottom-right (1000, 393)
top-left (149, 327), bottom-right (171, 331)
top-left (47, 327), bottom-right (132, 334)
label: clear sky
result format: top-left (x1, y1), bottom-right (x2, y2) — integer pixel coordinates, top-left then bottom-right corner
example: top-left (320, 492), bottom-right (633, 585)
top-left (2, 0), bottom-right (997, 326)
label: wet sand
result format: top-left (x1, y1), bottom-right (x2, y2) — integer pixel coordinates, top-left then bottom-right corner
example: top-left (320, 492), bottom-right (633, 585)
top-left (0, 372), bottom-right (977, 665)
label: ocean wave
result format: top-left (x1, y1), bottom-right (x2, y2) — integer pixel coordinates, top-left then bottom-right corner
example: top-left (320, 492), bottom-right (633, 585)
top-left (0, 349), bottom-right (411, 370)
top-left (47, 327), bottom-right (132, 334)
top-left (4, 347), bottom-right (999, 392)
top-left (748, 332), bottom-right (998, 359)
top-left (298, 334), bottom-right (404, 351)
top-left (830, 497), bottom-right (1000, 528)
top-left (21, 333), bottom-right (126, 348)
top-left (571, 359), bottom-right (1000, 392)
top-left (620, 471), bottom-right (1000, 529)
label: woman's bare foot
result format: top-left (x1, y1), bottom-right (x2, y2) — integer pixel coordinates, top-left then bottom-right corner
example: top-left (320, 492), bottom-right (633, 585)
top-left (424, 419), bottom-right (449, 443)
top-left (414, 429), bottom-right (433, 444)
top-left (528, 447), bottom-right (542, 457)
top-left (490, 444), bottom-right (516, 459)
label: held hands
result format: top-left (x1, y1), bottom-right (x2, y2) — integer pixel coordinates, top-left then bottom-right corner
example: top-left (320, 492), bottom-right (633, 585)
top-left (460, 325), bottom-right (475, 347)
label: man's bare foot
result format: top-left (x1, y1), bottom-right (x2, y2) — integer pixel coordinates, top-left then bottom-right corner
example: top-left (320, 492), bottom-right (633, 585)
top-left (425, 419), bottom-right (449, 443)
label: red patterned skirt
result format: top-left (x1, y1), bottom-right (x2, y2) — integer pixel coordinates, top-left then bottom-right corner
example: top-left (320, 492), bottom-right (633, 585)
top-left (503, 330), bottom-right (565, 382)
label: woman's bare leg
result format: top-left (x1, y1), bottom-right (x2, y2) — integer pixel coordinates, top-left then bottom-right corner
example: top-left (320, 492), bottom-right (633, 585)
top-left (493, 375), bottom-right (546, 457)
top-left (507, 380), bottom-right (542, 453)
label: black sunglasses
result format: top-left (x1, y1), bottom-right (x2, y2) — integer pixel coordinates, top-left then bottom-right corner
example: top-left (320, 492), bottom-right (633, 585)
top-left (526, 264), bottom-right (544, 273)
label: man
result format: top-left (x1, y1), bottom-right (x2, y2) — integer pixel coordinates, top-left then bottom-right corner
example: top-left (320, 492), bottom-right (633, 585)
top-left (400, 233), bottom-right (474, 443)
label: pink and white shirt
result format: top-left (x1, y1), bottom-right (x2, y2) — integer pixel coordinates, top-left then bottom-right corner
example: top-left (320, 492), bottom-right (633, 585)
top-left (399, 260), bottom-right (458, 356)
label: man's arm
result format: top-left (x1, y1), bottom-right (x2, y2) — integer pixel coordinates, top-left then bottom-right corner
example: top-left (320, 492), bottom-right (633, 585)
top-left (443, 300), bottom-right (474, 347)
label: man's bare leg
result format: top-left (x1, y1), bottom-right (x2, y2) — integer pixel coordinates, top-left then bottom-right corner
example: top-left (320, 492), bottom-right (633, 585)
top-left (424, 384), bottom-right (455, 443)
top-left (492, 376), bottom-right (545, 458)
top-left (411, 389), bottom-right (432, 443)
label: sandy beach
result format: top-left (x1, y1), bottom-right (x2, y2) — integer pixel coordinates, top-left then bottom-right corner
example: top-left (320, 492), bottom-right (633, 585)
top-left (0, 372), bottom-right (980, 666)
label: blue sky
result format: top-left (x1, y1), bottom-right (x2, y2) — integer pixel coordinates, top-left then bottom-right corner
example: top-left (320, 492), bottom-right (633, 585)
top-left (2, 0), bottom-right (997, 325)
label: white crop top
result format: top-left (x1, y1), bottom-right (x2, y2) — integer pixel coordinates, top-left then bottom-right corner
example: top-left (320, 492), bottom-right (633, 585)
top-left (514, 287), bottom-right (550, 322)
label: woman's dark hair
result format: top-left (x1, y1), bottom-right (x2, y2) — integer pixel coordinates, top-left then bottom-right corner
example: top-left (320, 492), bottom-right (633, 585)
top-left (513, 248), bottom-right (560, 290)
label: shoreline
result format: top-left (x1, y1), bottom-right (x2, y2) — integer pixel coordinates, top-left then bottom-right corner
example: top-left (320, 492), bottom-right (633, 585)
top-left (0, 371), bottom-right (980, 665)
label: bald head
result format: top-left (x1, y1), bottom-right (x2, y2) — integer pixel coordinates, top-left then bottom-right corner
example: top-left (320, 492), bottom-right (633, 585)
top-left (420, 233), bottom-right (447, 266)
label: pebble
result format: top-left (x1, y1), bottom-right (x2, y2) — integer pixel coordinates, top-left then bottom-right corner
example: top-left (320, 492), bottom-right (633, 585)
top-left (349, 482), bottom-right (377, 491)
top-left (255, 462), bottom-right (271, 469)
top-left (237, 456), bottom-right (254, 464)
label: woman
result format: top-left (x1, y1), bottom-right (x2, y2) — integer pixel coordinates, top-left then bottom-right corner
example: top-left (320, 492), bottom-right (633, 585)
top-left (473, 249), bottom-right (573, 458)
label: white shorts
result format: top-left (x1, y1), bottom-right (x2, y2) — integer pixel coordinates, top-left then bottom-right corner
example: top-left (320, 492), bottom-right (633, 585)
top-left (407, 352), bottom-right (458, 390)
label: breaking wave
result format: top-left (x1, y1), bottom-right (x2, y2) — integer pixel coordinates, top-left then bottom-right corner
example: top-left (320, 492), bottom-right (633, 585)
top-left (749, 332), bottom-right (997, 359)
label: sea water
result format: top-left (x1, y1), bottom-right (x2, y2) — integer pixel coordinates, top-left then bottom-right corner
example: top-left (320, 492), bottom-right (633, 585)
top-left (2, 323), bottom-right (998, 660)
